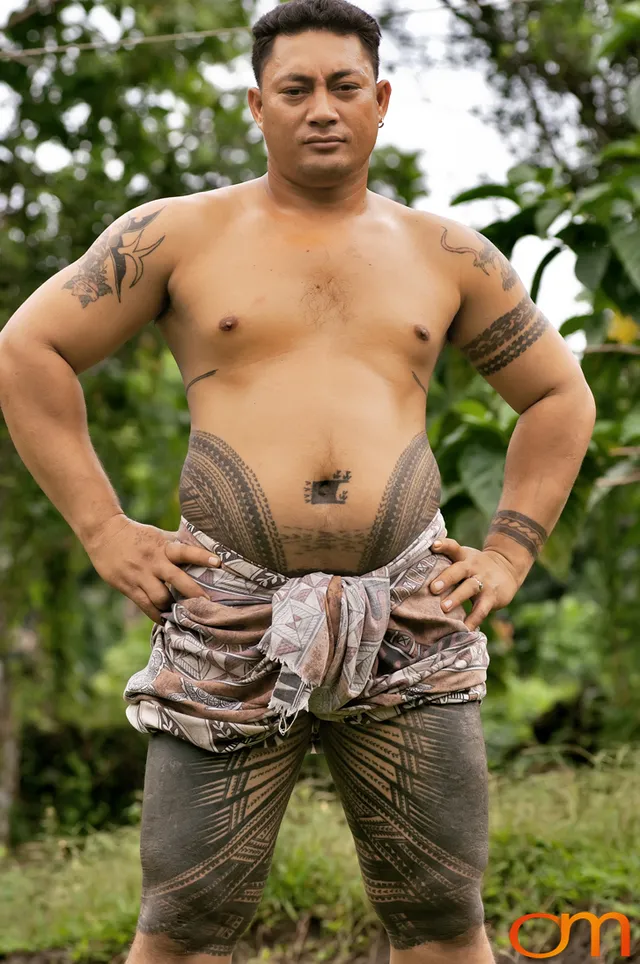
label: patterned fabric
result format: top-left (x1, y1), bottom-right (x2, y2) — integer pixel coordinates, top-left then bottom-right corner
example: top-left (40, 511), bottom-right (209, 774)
top-left (123, 509), bottom-right (490, 756)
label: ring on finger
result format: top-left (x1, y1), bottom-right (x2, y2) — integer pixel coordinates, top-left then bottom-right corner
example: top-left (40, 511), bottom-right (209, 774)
top-left (471, 575), bottom-right (484, 593)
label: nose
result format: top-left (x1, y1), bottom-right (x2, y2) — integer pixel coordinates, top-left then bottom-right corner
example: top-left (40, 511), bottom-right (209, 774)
top-left (307, 87), bottom-right (340, 126)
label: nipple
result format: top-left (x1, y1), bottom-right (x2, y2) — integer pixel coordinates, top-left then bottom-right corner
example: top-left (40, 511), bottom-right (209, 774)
top-left (414, 325), bottom-right (430, 342)
top-left (219, 315), bottom-right (239, 331)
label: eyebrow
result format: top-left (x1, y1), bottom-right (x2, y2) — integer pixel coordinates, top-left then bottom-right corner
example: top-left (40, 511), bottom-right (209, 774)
top-left (277, 69), bottom-right (364, 84)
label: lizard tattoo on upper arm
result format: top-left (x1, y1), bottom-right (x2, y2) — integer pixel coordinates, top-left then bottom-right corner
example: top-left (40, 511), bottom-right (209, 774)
top-left (440, 226), bottom-right (518, 292)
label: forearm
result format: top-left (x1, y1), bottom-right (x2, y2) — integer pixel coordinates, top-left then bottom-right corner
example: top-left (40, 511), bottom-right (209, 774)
top-left (0, 342), bottom-right (124, 547)
top-left (483, 385), bottom-right (596, 582)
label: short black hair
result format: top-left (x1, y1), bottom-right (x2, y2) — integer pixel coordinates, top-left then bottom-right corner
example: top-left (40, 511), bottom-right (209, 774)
top-left (251, 0), bottom-right (382, 87)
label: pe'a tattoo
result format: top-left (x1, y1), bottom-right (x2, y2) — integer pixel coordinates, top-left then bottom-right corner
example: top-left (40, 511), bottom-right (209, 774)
top-left (486, 510), bottom-right (548, 559)
top-left (460, 294), bottom-right (549, 377)
top-left (440, 226), bottom-right (518, 292)
top-left (305, 471), bottom-right (351, 505)
top-left (62, 207), bottom-right (166, 308)
top-left (179, 430), bottom-right (441, 577)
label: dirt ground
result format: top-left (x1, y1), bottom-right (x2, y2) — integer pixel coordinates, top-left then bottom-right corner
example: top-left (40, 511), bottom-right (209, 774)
top-left (2, 921), bottom-right (638, 964)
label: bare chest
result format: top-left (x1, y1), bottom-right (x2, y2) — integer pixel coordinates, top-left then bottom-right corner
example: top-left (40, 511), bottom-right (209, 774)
top-left (161, 215), bottom-right (460, 376)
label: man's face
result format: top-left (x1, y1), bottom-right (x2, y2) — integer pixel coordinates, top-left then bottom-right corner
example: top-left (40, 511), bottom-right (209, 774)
top-left (249, 30), bottom-right (390, 187)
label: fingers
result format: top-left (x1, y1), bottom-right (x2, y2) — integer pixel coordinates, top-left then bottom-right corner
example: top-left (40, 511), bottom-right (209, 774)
top-left (464, 595), bottom-right (494, 631)
top-left (131, 588), bottom-right (164, 625)
top-left (166, 540), bottom-right (221, 569)
top-left (438, 576), bottom-right (488, 614)
top-left (162, 541), bottom-right (222, 598)
top-left (429, 560), bottom-right (469, 596)
top-left (431, 537), bottom-right (463, 559)
top-left (160, 565), bottom-right (211, 601)
top-left (436, 576), bottom-right (495, 631)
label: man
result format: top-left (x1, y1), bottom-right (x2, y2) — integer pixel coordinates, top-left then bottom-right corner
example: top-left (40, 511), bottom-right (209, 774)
top-left (0, 0), bottom-right (595, 961)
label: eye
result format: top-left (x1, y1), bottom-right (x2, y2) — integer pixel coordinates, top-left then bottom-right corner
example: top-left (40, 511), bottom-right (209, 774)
top-left (284, 88), bottom-right (305, 96)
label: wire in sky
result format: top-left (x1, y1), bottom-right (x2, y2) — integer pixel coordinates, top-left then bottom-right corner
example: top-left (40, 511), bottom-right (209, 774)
top-left (0, 0), bottom-right (577, 63)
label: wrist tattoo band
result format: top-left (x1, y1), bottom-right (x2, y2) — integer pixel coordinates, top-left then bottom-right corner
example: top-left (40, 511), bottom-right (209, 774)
top-left (485, 510), bottom-right (548, 560)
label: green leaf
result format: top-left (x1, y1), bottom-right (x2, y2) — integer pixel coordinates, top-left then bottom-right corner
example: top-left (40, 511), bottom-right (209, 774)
top-left (597, 137), bottom-right (640, 162)
top-left (453, 399), bottom-right (489, 420)
top-left (538, 486), bottom-right (590, 581)
top-left (449, 184), bottom-right (520, 205)
top-left (629, 75), bottom-right (640, 132)
top-left (534, 199), bottom-right (567, 236)
top-left (621, 411), bottom-right (640, 443)
top-left (610, 220), bottom-right (640, 292)
top-left (449, 505), bottom-right (488, 550)
top-left (440, 481), bottom-right (465, 506)
top-left (507, 163), bottom-right (539, 186)
top-left (574, 244), bottom-right (612, 290)
top-left (530, 246), bottom-right (563, 302)
top-left (458, 445), bottom-right (506, 520)
top-left (572, 184), bottom-right (612, 213)
top-left (590, 20), bottom-right (639, 65)
top-left (559, 313), bottom-right (597, 337)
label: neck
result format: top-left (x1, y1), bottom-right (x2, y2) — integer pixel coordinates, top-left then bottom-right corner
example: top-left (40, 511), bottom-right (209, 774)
top-left (260, 165), bottom-right (370, 218)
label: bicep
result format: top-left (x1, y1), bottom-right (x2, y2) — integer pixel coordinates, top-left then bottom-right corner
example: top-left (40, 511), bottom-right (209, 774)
top-left (0, 198), bottom-right (173, 374)
top-left (444, 226), bottom-right (584, 412)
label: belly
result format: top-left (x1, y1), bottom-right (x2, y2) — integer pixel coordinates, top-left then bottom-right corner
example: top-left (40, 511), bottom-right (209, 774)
top-left (178, 428), bottom-right (441, 576)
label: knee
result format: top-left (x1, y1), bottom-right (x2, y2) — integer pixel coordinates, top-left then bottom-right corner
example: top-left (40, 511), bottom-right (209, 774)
top-left (382, 889), bottom-right (486, 951)
top-left (135, 885), bottom-right (259, 956)
top-left (128, 930), bottom-right (234, 962)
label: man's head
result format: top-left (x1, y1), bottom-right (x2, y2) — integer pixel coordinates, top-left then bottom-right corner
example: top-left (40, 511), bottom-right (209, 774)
top-left (248, 0), bottom-right (391, 189)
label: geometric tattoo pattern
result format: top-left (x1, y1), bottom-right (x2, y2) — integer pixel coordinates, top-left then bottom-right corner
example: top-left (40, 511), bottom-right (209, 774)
top-left (357, 432), bottom-right (441, 573)
top-left (179, 430), bottom-right (289, 574)
top-left (304, 470), bottom-right (352, 504)
top-left (135, 701), bottom-right (489, 955)
top-left (459, 295), bottom-right (550, 377)
top-left (178, 430), bottom-right (441, 577)
top-left (62, 207), bottom-right (166, 308)
top-left (485, 509), bottom-right (548, 559)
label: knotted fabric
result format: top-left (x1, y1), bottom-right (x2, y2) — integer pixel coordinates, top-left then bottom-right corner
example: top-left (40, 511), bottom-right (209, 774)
top-left (124, 509), bottom-right (489, 755)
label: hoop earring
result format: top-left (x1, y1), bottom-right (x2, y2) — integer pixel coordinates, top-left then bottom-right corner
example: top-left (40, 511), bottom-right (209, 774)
top-left (378, 120), bottom-right (385, 129)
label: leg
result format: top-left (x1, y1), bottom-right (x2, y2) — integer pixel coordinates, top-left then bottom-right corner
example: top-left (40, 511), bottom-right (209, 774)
top-left (318, 702), bottom-right (494, 964)
top-left (126, 712), bottom-right (313, 963)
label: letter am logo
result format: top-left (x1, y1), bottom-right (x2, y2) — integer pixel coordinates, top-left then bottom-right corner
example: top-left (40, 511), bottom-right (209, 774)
top-left (510, 912), bottom-right (631, 958)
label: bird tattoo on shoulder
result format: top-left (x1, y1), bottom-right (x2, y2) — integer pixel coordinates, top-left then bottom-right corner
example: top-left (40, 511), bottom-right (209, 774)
top-left (63, 206), bottom-right (166, 308)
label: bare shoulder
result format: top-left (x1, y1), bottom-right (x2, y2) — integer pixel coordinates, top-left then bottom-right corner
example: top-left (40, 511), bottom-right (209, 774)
top-left (374, 198), bottom-right (476, 252)
top-left (165, 183), bottom-right (241, 230)
top-left (163, 181), bottom-right (260, 253)
top-left (396, 205), bottom-right (477, 250)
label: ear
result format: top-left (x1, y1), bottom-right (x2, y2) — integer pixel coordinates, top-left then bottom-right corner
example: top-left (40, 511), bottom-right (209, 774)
top-left (376, 78), bottom-right (392, 117)
top-left (247, 87), bottom-right (264, 130)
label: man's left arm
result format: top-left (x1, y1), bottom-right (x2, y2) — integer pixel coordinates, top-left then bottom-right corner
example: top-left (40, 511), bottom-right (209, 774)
top-left (429, 221), bottom-right (597, 629)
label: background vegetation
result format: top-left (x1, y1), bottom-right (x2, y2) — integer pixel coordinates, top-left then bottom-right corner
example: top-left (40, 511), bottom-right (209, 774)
top-left (0, 0), bottom-right (639, 960)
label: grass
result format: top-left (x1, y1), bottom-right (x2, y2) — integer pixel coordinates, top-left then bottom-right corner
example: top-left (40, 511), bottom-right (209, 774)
top-left (2, 746), bottom-right (640, 962)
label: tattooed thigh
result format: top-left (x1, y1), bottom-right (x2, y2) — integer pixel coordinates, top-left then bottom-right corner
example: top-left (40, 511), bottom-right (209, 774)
top-left (318, 702), bottom-right (490, 951)
top-left (135, 713), bottom-right (313, 955)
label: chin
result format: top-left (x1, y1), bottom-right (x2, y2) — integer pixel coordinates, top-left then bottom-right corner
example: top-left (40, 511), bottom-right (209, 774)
top-left (295, 160), bottom-right (353, 185)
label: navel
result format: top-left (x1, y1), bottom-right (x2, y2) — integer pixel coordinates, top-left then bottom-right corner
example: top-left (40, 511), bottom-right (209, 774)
top-left (219, 315), bottom-right (239, 331)
top-left (414, 324), bottom-right (430, 342)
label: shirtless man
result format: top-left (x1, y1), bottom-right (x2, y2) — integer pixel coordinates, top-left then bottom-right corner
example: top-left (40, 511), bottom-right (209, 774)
top-left (0, 0), bottom-right (596, 961)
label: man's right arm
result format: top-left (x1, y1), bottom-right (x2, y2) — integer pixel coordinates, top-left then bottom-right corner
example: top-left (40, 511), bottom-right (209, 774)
top-left (0, 196), bottom-right (223, 622)
top-left (0, 197), bottom-right (175, 547)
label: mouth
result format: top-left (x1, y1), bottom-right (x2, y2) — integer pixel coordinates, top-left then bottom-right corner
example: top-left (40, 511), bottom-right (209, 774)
top-left (305, 138), bottom-right (344, 146)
